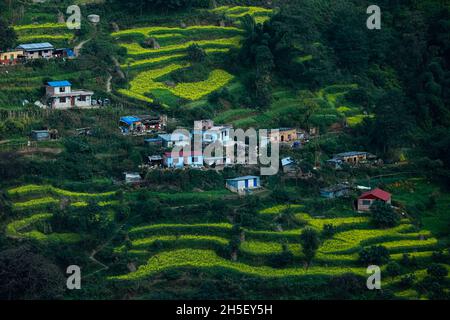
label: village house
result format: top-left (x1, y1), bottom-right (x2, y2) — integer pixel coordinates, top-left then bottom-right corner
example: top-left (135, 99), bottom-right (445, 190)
top-left (158, 132), bottom-right (191, 148)
top-left (123, 172), bottom-right (142, 184)
top-left (357, 188), bottom-right (392, 212)
top-left (146, 155), bottom-right (164, 167)
top-left (45, 81), bottom-right (94, 109)
top-left (193, 120), bottom-right (232, 144)
top-left (16, 42), bottom-right (54, 59)
top-left (31, 130), bottom-right (50, 141)
top-left (327, 151), bottom-right (377, 169)
top-left (163, 150), bottom-right (204, 168)
top-left (269, 128), bottom-right (298, 143)
top-left (226, 176), bottom-right (261, 195)
top-left (281, 157), bottom-right (297, 173)
top-left (320, 183), bottom-right (352, 199)
top-left (119, 115), bottom-right (167, 135)
top-left (30, 129), bottom-right (58, 141)
top-left (0, 50), bottom-right (24, 66)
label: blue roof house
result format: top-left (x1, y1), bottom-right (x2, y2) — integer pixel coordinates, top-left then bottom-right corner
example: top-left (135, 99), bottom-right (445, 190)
top-left (226, 176), bottom-right (261, 195)
top-left (16, 42), bottom-right (54, 59)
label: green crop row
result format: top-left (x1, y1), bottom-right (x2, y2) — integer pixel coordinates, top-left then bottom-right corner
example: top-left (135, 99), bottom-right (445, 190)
top-left (109, 248), bottom-right (365, 281)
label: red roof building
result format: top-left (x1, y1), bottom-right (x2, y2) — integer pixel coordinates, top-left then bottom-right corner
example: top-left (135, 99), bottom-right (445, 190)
top-left (357, 188), bottom-right (392, 212)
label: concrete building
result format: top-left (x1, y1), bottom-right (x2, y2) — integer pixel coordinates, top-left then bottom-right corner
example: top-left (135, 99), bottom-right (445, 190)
top-left (16, 42), bottom-right (54, 59)
top-left (45, 81), bottom-right (93, 109)
top-left (226, 176), bottom-right (261, 195)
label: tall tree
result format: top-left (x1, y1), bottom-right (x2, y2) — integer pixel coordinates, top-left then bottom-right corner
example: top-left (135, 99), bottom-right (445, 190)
top-left (0, 17), bottom-right (16, 51)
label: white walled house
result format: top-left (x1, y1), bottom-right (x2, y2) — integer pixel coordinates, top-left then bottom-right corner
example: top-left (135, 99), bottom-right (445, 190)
top-left (226, 176), bottom-right (261, 195)
top-left (16, 42), bottom-right (54, 59)
top-left (45, 81), bottom-right (94, 109)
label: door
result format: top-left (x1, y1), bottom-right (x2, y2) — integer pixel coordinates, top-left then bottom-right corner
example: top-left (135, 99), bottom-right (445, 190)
top-left (245, 179), bottom-right (249, 189)
top-left (71, 96), bottom-right (75, 107)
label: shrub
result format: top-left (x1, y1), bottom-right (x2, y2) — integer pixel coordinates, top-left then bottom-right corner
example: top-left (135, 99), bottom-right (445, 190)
top-left (427, 264), bottom-right (448, 279)
top-left (187, 43), bottom-right (207, 62)
top-left (386, 261), bottom-right (402, 277)
top-left (321, 224), bottom-right (336, 238)
top-left (358, 245), bottom-right (390, 266)
top-left (399, 274), bottom-right (416, 288)
top-left (370, 201), bottom-right (399, 228)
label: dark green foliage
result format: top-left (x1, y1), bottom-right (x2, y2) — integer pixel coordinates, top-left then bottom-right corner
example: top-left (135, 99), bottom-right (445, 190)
top-left (386, 261), bottom-right (402, 277)
top-left (299, 227), bottom-right (320, 265)
top-left (0, 17), bottom-right (16, 51)
top-left (0, 246), bottom-right (65, 300)
top-left (187, 44), bottom-right (207, 62)
top-left (427, 263), bottom-right (449, 279)
top-left (358, 245), bottom-right (390, 266)
top-left (321, 224), bottom-right (336, 238)
top-left (328, 273), bottom-right (367, 299)
top-left (370, 201), bottom-right (400, 228)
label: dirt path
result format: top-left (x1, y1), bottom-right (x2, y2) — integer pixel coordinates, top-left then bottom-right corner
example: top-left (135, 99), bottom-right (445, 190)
top-left (74, 39), bottom-right (91, 57)
top-left (106, 74), bottom-right (112, 93)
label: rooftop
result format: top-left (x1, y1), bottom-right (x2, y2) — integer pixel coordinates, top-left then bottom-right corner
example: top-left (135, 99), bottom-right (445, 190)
top-left (359, 188), bottom-right (391, 201)
top-left (335, 151), bottom-right (369, 158)
top-left (47, 80), bottom-right (72, 87)
top-left (17, 42), bottom-right (54, 51)
top-left (120, 116), bottom-right (141, 125)
top-left (226, 176), bottom-right (260, 181)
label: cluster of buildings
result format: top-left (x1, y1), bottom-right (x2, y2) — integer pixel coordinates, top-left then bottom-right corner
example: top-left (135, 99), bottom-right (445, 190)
top-left (326, 151), bottom-right (379, 169)
top-left (320, 182), bottom-right (392, 212)
top-left (0, 42), bottom-right (75, 66)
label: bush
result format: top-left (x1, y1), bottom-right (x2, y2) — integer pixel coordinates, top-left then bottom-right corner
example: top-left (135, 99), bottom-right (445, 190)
top-left (399, 274), bottom-right (416, 288)
top-left (358, 245), bottom-right (390, 266)
top-left (427, 264), bottom-right (448, 279)
top-left (386, 261), bottom-right (402, 277)
top-left (321, 224), bottom-right (336, 238)
top-left (370, 201), bottom-right (399, 228)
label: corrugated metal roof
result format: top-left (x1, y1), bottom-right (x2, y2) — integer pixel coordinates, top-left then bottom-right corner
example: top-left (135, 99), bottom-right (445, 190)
top-left (359, 188), bottom-right (391, 201)
top-left (226, 176), bottom-right (259, 181)
top-left (17, 42), bottom-right (54, 51)
top-left (47, 80), bottom-right (71, 87)
top-left (120, 116), bottom-right (141, 125)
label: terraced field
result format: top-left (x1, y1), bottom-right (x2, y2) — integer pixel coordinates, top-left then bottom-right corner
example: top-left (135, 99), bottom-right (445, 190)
top-left (213, 83), bottom-right (373, 129)
top-left (5, 184), bottom-right (118, 243)
top-left (111, 6), bottom-right (273, 107)
top-left (13, 23), bottom-right (75, 48)
top-left (108, 203), bottom-right (442, 298)
top-left (3, 181), bottom-right (448, 299)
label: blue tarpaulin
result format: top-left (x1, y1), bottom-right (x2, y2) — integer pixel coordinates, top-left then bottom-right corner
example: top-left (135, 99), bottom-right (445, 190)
top-left (120, 116), bottom-right (141, 125)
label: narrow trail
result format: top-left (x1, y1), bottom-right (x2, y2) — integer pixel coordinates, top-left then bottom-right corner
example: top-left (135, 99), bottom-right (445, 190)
top-left (106, 74), bottom-right (112, 93)
top-left (74, 38), bottom-right (91, 57)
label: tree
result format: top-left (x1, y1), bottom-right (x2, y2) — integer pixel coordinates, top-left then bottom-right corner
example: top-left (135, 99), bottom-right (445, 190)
top-left (0, 17), bottom-right (16, 51)
top-left (0, 246), bottom-right (65, 300)
top-left (427, 263), bottom-right (448, 279)
top-left (370, 200), bottom-right (399, 228)
top-left (187, 44), bottom-right (206, 62)
top-left (359, 245), bottom-right (390, 265)
top-left (299, 227), bottom-right (320, 266)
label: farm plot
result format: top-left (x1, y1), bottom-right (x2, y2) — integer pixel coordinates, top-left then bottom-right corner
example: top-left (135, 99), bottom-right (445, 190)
top-left (113, 22), bottom-right (243, 106)
top-left (110, 205), bottom-right (440, 294)
top-left (5, 184), bottom-right (118, 243)
top-left (13, 23), bottom-right (74, 47)
top-left (212, 6), bottom-right (274, 24)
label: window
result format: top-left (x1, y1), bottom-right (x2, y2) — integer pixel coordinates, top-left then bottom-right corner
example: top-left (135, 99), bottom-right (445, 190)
top-left (362, 200), bottom-right (371, 206)
top-left (193, 157), bottom-right (198, 162)
top-left (78, 95), bottom-right (86, 102)
top-left (60, 87), bottom-right (66, 93)
top-left (59, 97), bottom-right (66, 103)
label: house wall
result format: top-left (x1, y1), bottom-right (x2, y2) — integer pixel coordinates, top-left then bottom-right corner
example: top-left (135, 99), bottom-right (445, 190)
top-left (0, 51), bottom-right (23, 65)
top-left (357, 198), bottom-right (391, 212)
